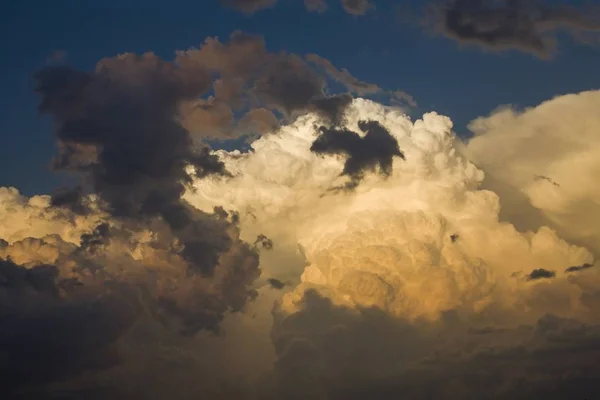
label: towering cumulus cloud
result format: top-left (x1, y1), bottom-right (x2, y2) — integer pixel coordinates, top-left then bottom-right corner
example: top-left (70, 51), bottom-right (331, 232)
top-left (188, 96), bottom-right (600, 399)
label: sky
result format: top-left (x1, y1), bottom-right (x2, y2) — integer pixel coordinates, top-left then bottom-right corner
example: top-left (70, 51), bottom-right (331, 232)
top-left (2, 1), bottom-right (600, 399)
top-left (2, 0), bottom-right (600, 195)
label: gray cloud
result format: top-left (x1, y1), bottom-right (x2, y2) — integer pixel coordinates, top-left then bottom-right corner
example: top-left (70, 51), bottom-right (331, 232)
top-left (266, 289), bottom-right (600, 400)
top-left (307, 54), bottom-right (417, 108)
top-left (306, 53), bottom-right (381, 96)
top-left (526, 268), bottom-right (556, 281)
top-left (310, 120), bottom-right (405, 188)
top-left (426, 0), bottom-right (600, 58)
top-left (566, 262), bottom-right (594, 273)
top-left (35, 57), bottom-right (236, 276)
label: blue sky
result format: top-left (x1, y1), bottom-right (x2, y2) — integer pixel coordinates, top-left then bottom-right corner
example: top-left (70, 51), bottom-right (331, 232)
top-left (2, 0), bottom-right (600, 195)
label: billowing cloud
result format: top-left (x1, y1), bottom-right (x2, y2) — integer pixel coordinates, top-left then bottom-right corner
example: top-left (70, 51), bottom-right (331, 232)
top-left (4, 48), bottom-right (600, 398)
top-left (526, 268), bottom-right (556, 281)
top-left (187, 96), bottom-right (600, 398)
top-left (426, 0), bottom-right (600, 58)
top-left (466, 90), bottom-right (600, 253)
top-left (310, 119), bottom-right (404, 188)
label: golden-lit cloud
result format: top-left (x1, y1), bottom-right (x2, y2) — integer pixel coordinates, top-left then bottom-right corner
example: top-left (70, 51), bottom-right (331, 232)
top-left (3, 91), bottom-right (600, 398)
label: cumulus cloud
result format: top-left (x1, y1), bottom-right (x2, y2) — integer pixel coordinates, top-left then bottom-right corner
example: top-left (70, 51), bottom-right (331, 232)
top-left (310, 120), bottom-right (404, 188)
top-left (307, 54), bottom-right (416, 108)
top-left (426, 0), bottom-right (600, 58)
top-left (187, 96), bottom-right (600, 398)
top-left (466, 90), bottom-right (600, 253)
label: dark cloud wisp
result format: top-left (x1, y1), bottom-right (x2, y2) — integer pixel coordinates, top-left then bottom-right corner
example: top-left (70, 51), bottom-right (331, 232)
top-left (426, 0), bottom-right (600, 58)
top-left (311, 120), bottom-right (405, 187)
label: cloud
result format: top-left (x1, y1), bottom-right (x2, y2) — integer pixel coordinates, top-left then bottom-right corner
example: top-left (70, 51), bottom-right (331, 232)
top-left (187, 96), bottom-right (600, 398)
top-left (0, 193), bottom-right (271, 397)
top-left (566, 262), bottom-right (594, 273)
top-left (35, 55), bottom-right (243, 278)
top-left (266, 290), bottom-right (600, 400)
top-left (176, 32), bottom-right (403, 129)
top-left (0, 255), bottom-right (139, 395)
top-left (267, 278), bottom-right (287, 289)
top-left (6, 47), bottom-right (600, 398)
top-left (426, 0), bottom-right (600, 58)
top-left (310, 119), bottom-right (404, 187)
top-left (32, 30), bottom-right (406, 292)
top-left (526, 268), bottom-right (556, 281)
top-left (307, 54), bottom-right (417, 108)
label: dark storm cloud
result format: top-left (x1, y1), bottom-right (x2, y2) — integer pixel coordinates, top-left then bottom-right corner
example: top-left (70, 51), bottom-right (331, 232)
top-left (309, 93), bottom-right (354, 125)
top-left (35, 56), bottom-right (239, 275)
top-left (254, 53), bottom-right (326, 117)
top-left (267, 278), bottom-right (287, 289)
top-left (526, 268), bottom-right (556, 281)
top-left (311, 120), bottom-right (404, 187)
top-left (566, 262), bottom-right (594, 273)
top-left (78, 223), bottom-right (111, 254)
top-left (306, 54), bottom-right (417, 108)
top-left (50, 186), bottom-right (92, 215)
top-left (341, 0), bottom-right (375, 16)
top-left (0, 223), bottom-right (264, 397)
top-left (426, 0), bottom-right (600, 58)
top-left (33, 30), bottom-right (400, 324)
top-left (33, 39), bottom-right (270, 350)
top-left (16, 29), bottom-right (421, 398)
